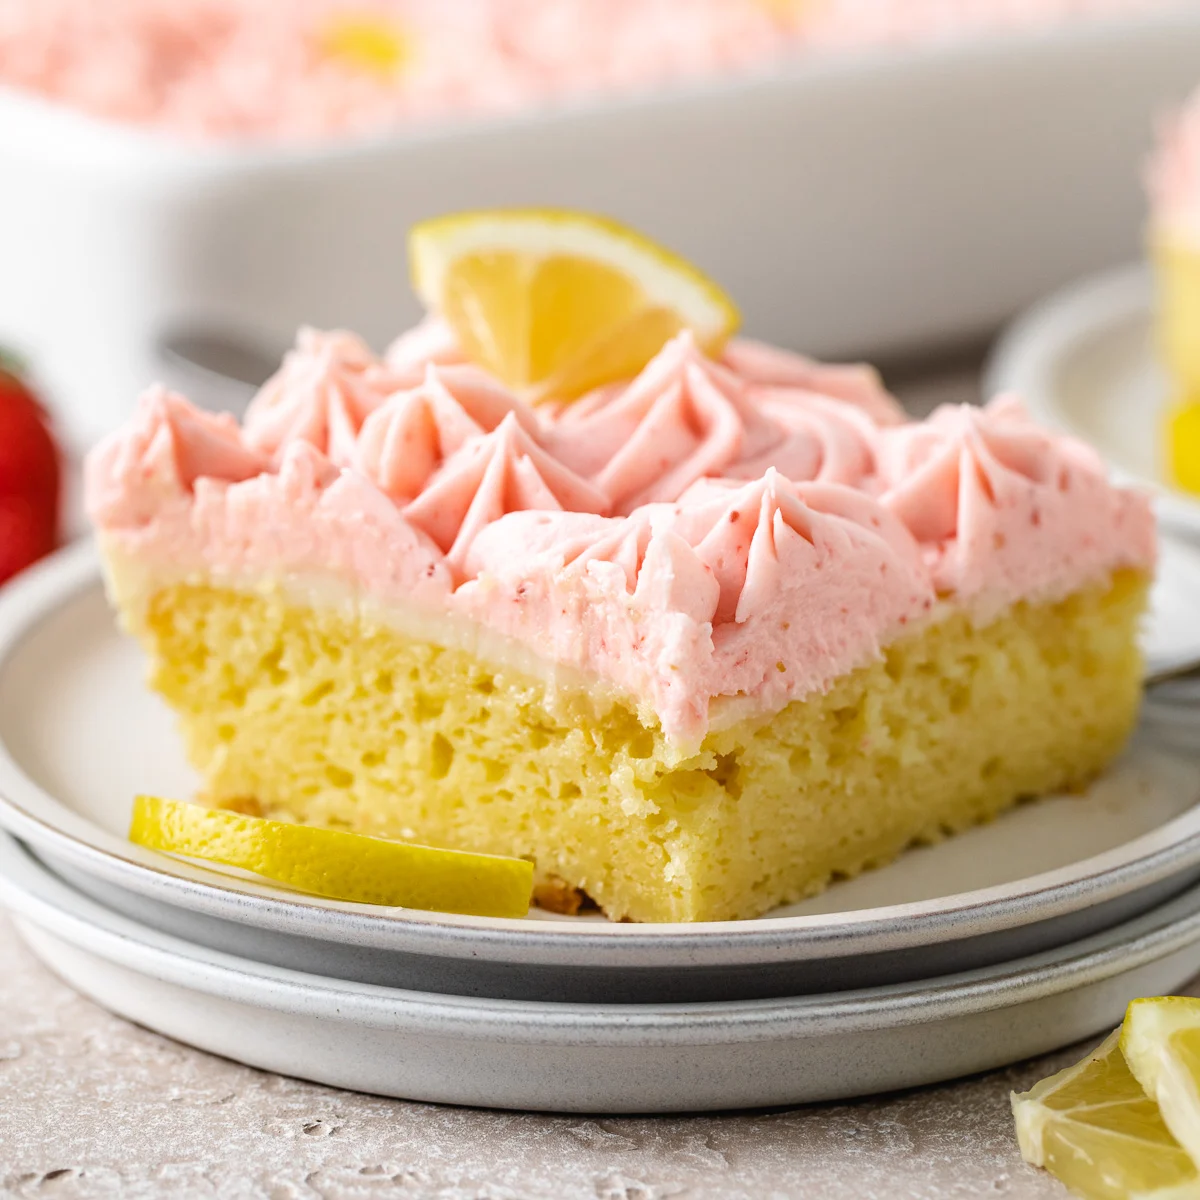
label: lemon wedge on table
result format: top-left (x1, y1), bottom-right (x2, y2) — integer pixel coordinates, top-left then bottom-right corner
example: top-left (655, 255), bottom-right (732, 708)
top-left (1012, 1028), bottom-right (1200, 1199)
top-left (409, 208), bottom-right (741, 403)
top-left (129, 796), bottom-right (533, 918)
top-left (1123, 998), bottom-right (1200, 1167)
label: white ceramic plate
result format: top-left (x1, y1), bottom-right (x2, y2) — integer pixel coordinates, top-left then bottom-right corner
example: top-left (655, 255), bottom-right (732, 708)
top-left (6, 831), bottom-right (1200, 1112)
top-left (1, 540), bottom-right (1199, 1003)
top-left (985, 263), bottom-right (1200, 539)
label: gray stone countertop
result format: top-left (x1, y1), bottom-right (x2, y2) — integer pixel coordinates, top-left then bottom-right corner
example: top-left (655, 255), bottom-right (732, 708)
top-left (5, 913), bottom-right (1194, 1200)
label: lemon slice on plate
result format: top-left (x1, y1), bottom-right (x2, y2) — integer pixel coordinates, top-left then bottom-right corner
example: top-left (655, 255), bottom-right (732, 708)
top-left (129, 795), bottom-right (533, 918)
top-left (409, 208), bottom-right (740, 403)
top-left (1124, 997), bottom-right (1200, 1165)
top-left (1011, 1029), bottom-right (1200, 1199)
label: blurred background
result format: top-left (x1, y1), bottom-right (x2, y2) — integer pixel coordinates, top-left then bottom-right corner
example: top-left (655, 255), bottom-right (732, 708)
top-left (2, 0), bottom-right (1200, 571)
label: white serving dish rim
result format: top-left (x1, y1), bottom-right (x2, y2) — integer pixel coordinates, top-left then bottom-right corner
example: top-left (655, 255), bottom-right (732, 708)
top-left (1, 538), bottom-right (1199, 968)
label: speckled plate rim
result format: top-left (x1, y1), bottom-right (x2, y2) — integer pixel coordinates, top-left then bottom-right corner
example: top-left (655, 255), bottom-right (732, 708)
top-left (984, 262), bottom-right (1200, 538)
top-left (2, 539), bottom-right (1200, 970)
top-left (6, 829), bottom-right (1200, 1041)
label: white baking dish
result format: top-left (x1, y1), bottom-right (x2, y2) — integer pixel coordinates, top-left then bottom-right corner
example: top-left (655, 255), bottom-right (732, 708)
top-left (2, 10), bottom-right (1199, 452)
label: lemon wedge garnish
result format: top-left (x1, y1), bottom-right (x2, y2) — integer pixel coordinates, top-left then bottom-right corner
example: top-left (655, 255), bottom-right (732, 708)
top-left (129, 795), bottom-right (533, 918)
top-left (1123, 998), bottom-right (1200, 1168)
top-left (319, 13), bottom-right (412, 77)
top-left (1011, 1028), bottom-right (1200, 1199)
top-left (408, 208), bottom-right (740, 403)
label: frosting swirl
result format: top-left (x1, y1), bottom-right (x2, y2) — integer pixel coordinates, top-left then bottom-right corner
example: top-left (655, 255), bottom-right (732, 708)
top-left (723, 390), bottom-right (879, 487)
top-left (243, 328), bottom-right (401, 464)
top-left (85, 385), bottom-right (267, 526)
top-left (877, 396), bottom-right (1157, 610)
top-left (544, 331), bottom-right (778, 513)
top-left (543, 331), bottom-right (884, 511)
top-left (721, 337), bottom-right (906, 426)
top-left (356, 365), bottom-right (538, 502)
top-left (385, 317), bottom-right (468, 379)
top-left (402, 411), bottom-right (609, 572)
top-left (669, 470), bottom-right (929, 627)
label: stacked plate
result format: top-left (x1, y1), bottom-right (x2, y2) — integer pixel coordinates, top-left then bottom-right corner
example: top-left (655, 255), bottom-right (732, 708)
top-left (1, 539), bottom-right (1200, 1112)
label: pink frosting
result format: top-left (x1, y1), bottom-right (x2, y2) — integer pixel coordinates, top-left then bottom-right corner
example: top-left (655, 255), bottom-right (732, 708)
top-left (386, 317), bottom-right (469, 376)
top-left (242, 327), bottom-right (402, 464)
top-left (875, 395), bottom-right (1155, 618)
top-left (87, 328), bottom-right (1156, 748)
top-left (544, 333), bottom-right (782, 514)
top-left (88, 387), bottom-right (455, 606)
top-left (355, 364), bottom-right (539, 501)
top-left (720, 338), bottom-right (905, 428)
top-left (402, 412), bottom-right (610, 574)
top-left (426, 327), bottom-right (894, 513)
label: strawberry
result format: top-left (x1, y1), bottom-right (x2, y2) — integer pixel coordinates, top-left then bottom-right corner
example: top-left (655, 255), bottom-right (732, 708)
top-left (0, 353), bottom-right (60, 585)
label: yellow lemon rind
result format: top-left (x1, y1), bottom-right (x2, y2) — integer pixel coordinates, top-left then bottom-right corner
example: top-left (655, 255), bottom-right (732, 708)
top-left (130, 795), bottom-right (533, 918)
top-left (1011, 1027), bottom-right (1200, 1200)
top-left (1123, 996), bottom-right (1200, 1167)
top-left (409, 207), bottom-right (741, 354)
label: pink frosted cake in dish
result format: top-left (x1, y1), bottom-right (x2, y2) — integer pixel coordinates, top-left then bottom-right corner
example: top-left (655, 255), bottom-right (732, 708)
top-left (86, 322), bottom-right (1155, 922)
top-left (0, 0), bottom-right (1181, 142)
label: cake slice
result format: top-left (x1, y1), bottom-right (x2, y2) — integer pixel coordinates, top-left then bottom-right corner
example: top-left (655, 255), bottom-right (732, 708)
top-left (85, 317), bottom-right (1154, 922)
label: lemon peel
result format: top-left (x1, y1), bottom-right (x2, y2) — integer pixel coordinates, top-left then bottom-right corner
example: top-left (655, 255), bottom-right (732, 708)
top-left (130, 795), bottom-right (533, 918)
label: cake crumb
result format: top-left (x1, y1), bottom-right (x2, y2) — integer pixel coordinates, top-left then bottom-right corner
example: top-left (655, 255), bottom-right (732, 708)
top-left (534, 877), bottom-right (600, 916)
